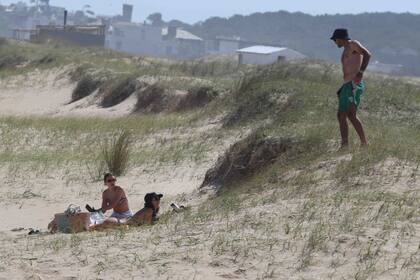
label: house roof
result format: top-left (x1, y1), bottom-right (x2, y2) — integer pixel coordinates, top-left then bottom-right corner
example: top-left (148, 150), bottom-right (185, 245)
top-left (162, 28), bottom-right (202, 41)
top-left (237, 45), bottom-right (287, 54)
top-left (112, 22), bottom-right (144, 28)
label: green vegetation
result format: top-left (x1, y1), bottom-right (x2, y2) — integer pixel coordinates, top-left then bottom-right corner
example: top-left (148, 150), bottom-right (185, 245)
top-left (178, 86), bottom-right (219, 111)
top-left (100, 130), bottom-right (132, 176)
top-left (100, 75), bottom-right (138, 108)
top-left (0, 42), bottom-right (418, 279)
top-left (0, 39), bottom-right (244, 83)
top-left (0, 114), bottom-right (204, 175)
top-left (71, 75), bottom-right (103, 103)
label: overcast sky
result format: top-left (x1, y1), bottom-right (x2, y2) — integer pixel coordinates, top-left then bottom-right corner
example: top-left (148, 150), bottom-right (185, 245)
top-left (1, 0), bottom-right (419, 23)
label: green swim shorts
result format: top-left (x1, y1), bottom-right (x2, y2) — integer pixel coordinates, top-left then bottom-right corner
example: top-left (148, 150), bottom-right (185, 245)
top-left (337, 81), bottom-right (365, 113)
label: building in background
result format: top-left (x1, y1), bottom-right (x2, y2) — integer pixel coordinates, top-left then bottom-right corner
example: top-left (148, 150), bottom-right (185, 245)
top-left (34, 24), bottom-right (106, 46)
top-left (162, 26), bottom-right (204, 59)
top-left (205, 36), bottom-right (256, 55)
top-left (112, 4), bottom-right (133, 23)
top-left (105, 23), bottom-right (204, 59)
top-left (237, 45), bottom-right (306, 65)
top-left (106, 22), bottom-right (162, 55)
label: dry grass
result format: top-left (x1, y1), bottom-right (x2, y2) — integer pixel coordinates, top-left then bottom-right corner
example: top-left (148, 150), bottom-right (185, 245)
top-left (176, 86), bottom-right (219, 111)
top-left (101, 75), bottom-right (138, 108)
top-left (71, 75), bottom-right (102, 102)
top-left (134, 83), bottom-right (171, 113)
top-left (100, 130), bottom-right (132, 176)
top-left (201, 130), bottom-right (292, 189)
top-left (0, 43), bottom-right (419, 279)
top-left (0, 53), bottom-right (26, 70)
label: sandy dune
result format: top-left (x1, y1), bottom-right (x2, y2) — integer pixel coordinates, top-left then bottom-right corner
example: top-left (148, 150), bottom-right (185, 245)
top-left (0, 68), bottom-right (141, 117)
top-left (0, 68), bottom-right (418, 280)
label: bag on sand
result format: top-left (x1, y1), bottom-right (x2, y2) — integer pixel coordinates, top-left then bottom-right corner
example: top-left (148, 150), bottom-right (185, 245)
top-left (52, 204), bottom-right (91, 233)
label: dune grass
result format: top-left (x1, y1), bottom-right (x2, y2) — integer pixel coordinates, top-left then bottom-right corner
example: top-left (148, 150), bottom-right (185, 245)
top-left (0, 40), bottom-right (245, 83)
top-left (0, 113), bottom-right (212, 174)
top-left (100, 130), bottom-right (132, 176)
top-left (0, 42), bottom-right (419, 279)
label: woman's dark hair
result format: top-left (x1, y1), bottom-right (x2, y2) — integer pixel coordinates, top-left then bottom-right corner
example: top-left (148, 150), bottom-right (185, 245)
top-left (144, 192), bottom-right (163, 221)
top-left (103, 173), bottom-right (113, 183)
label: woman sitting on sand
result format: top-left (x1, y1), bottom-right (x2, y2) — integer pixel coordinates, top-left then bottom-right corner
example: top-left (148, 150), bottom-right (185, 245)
top-left (89, 192), bottom-right (163, 230)
top-left (86, 173), bottom-right (133, 223)
top-left (48, 173), bottom-right (163, 232)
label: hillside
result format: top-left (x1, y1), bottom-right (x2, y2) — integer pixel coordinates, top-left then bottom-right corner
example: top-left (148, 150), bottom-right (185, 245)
top-left (0, 40), bottom-right (419, 279)
top-left (188, 11), bottom-right (420, 73)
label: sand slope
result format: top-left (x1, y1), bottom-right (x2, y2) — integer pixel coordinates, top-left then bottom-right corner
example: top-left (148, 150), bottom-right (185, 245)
top-left (0, 68), bottom-right (418, 280)
top-left (0, 68), bottom-right (140, 117)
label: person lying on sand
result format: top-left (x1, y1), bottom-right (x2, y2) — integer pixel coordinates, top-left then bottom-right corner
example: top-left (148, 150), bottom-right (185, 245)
top-left (86, 173), bottom-right (133, 223)
top-left (90, 192), bottom-right (163, 230)
top-left (47, 191), bottom-right (163, 233)
top-left (127, 192), bottom-right (163, 226)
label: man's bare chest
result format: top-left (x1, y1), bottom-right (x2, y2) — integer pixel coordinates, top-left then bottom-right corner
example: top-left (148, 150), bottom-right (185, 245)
top-left (342, 48), bottom-right (360, 61)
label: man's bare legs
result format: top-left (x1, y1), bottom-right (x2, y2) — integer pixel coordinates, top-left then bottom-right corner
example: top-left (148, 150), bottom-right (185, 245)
top-left (347, 104), bottom-right (368, 146)
top-left (337, 111), bottom-right (349, 147)
top-left (337, 104), bottom-right (368, 148)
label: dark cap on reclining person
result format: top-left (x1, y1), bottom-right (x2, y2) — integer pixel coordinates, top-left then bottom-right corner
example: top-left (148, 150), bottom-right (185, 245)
top-left (144, 192), bottom-right (163, 209)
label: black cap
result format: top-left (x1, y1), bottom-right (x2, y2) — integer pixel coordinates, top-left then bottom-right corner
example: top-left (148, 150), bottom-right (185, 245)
top-left (330, 28), bottom-right (351, 41)
top-left (144, 192), bottom-right (163, 203)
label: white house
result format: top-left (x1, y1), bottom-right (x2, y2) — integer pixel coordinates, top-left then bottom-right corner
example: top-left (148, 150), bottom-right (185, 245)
top-left (205, 36), bottom-right (255, 55)
top-left (237, 45), bottom-right (306, 65)
top-left (162, 26), bottom-right (204, 59)
top-left (106, 23), bottom-right (204, 59)
top-left (105, 22), bottom-right (163, 56)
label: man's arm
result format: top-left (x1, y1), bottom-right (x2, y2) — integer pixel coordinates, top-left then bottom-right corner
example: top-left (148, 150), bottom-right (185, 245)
top-left (353, 41), bottom-right (372, 72)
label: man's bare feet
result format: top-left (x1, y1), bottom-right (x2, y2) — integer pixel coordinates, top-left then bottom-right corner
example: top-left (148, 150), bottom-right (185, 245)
top-left (338, 143), bottom-right (349, 151)
top-left (360, 142), bottom-right (369, 148)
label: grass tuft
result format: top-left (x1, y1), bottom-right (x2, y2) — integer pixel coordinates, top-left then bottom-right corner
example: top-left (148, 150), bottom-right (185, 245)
top-left (71, 75), bottom-right (102, 102)
top-left (176, 86), bottom-right (219, 111)
top-left (201, 130), bottom-right (292, 189)
top-left (0, 53), bottom-right (26, 70)
top-left (134, 83), bottom-right (170, 113)
top-left (101, 130), bottom-right (132, 176)
top-left (101, 75), bottom-right (138, 108)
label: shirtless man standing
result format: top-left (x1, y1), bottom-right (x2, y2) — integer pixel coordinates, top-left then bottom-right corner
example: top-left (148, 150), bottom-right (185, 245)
top-left (330, 28), bottom-right (371, 148)
top-left (86, 173), bottom-right (133, 222)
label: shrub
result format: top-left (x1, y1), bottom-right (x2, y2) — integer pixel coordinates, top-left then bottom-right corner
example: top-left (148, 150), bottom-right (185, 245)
top-left (71, 75), bottom-right (102, 102)
top-left (69, 64), bottom-right (92, 82)
top-left (201, 130), bottom-right (292, 189)
top-left (101, 76), bottom-right (138, 108)
top-left (0, 54), bottom-right (26, 70)
top-left (101, 130), bottom-right (132, 176)
top-left (134, 83), bottom-right (170, 113)
top-left (176, 86), bottom-right (218, 111)
top-left (34, 54), bottom-right (56, 65)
